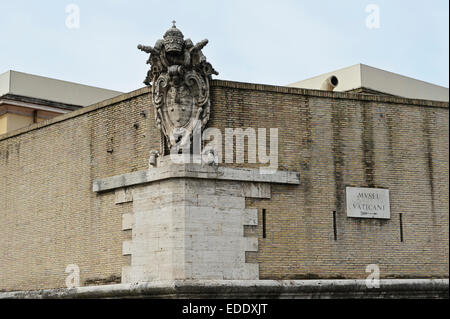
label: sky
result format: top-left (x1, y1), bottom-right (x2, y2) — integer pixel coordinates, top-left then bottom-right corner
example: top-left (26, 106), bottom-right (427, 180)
top-left (0, 0), bottom-right (448, 93)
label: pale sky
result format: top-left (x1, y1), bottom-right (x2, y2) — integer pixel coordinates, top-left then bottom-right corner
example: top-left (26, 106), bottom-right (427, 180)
top-left (0, 0), bottom-right (448, 92)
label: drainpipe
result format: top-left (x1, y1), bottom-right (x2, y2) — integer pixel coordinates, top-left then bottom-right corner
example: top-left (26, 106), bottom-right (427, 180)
top-left (321, 75), bottom-right (339, 91)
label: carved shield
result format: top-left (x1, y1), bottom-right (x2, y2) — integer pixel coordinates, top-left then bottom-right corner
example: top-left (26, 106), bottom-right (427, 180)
top-left (152, 70), bottom-right (210, 150)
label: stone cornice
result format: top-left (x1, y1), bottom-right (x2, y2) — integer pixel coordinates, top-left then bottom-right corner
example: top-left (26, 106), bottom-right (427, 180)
top-left (212, 80), bottom-right (449, 108)
top-left (93, 160), bottom-right (300, 193)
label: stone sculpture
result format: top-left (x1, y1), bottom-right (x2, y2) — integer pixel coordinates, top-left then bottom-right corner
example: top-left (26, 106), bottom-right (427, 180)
top-left (138, 21), bottom-right (218, 153)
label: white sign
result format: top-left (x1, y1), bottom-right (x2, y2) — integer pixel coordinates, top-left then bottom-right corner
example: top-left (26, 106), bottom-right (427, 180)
top-left (346, 187), bottom-right (390, 219)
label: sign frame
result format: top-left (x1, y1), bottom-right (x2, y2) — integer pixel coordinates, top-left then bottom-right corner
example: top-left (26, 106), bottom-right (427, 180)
top-left (346, 187), bottom-right (391, 220)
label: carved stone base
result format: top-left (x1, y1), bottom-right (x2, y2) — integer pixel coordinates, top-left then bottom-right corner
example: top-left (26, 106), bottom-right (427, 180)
top-left (93, 157), bottom-right (300, 283)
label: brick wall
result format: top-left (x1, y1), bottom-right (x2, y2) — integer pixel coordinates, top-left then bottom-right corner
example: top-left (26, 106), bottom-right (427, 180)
top-left (0, 88), bottom-right (158, 291)
top-left (210, 81), bottom-right (448, 280)
top-left (0, 81), bottom-right (448, 291)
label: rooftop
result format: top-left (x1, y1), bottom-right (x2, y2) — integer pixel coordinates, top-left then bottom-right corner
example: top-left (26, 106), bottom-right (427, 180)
top-left (288, 64), bottom-right (449, 102)
top-left (0, 70), bottom-right (123, 108)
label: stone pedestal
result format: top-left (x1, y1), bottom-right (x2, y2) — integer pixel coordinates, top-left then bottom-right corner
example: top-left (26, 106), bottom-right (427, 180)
top-left (93, 157), bottom-right (299, 283)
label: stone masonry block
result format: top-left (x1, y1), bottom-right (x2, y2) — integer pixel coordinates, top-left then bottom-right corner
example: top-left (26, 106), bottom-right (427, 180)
top-left (243, 237), bottom-right (258, 252)
top-left (122, 240), bottom-right (133, 256)
top-left (122, 213), bottom-right (135, 231)
top-left (115, 188), bottom-right (133, 204)
top-left (243, 209), bottom-right (258, 226)
top-left (121, 266), bottom-right (132, 284)
top-left (242, 182), bottom-right (271, 199)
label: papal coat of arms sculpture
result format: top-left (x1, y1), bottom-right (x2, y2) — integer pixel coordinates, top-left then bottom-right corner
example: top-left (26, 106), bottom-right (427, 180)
top-left (138, 22), bottom-right (218, 156)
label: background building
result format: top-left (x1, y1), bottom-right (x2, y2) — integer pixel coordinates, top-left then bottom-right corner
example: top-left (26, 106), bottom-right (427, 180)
top-left (289, 64), bottom-right (449, 102)
top-left (0, 70), bottom-right (122, 135)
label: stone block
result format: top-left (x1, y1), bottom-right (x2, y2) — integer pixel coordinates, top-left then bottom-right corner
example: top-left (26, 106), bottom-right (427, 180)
top-left (217, 195), bottom-right (245, 209)
top-left (243, 237), bottom-right (258, 252)
top-left (215, 181), bottom-right (244, 196)
top-left (243, 263), bottom-right (259, 280)
top-left (121, 266), bottom-right (132, 284)
top-left (115, 188), bottom-right (133, 204)
top-left (122, 213), bottom-right (134, 231)
top-left (243, 209), bottom-right (258, 226)
top-left (122, 240), bottom-right (132, 256)
top-left (242, 182), bottom-right (271, 199)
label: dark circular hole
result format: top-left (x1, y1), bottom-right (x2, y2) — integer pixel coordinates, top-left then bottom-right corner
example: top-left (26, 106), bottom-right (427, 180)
top-left (331, 76), bottom-right (338, 86)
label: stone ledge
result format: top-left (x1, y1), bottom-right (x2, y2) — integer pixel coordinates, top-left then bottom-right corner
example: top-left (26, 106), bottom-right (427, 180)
top-left (1, 279), bottom-right (448, 299)
top-left (212, 80), bottom-right (449, 108)
top-left (93, 164), bottom-right (300, 193)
